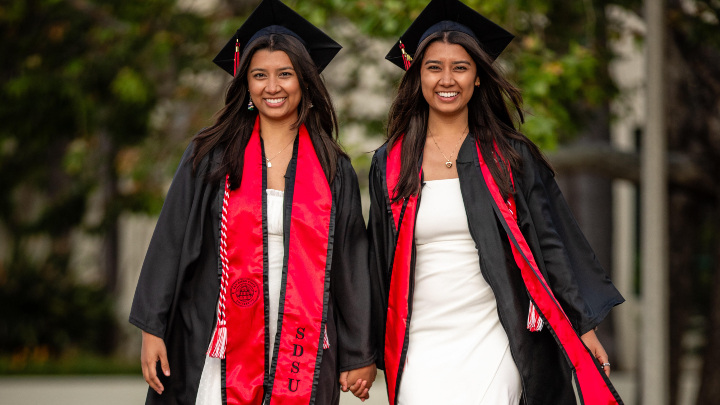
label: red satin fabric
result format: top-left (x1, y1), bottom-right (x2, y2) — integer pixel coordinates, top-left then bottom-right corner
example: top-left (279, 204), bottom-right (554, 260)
top-left (475, 143), bottom-right (618, 405)
top-left (225, 118), bottom-right (265, 405)
top-left (270, 124), bottom-right (332, 403)
top-left (384, 138), bottom-right (418, 405)
top-left (223, 118), bottom-right (332, 404)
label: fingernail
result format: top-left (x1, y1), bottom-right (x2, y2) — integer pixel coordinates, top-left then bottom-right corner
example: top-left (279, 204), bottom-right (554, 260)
top-left (164, 370), bottom-right (170, 376)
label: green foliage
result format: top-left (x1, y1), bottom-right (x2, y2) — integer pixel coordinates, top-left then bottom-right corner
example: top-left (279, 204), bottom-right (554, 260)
top-left (112, 67), bottom-right (150, 104)
top-left (290, 0), bottom-right (619, 147)
top-left (0, 258), bottom-right (117, 356)
top-left (0, 352), bottom-right (140, 375)
top-left (0, 0), bottom-right (209, 357)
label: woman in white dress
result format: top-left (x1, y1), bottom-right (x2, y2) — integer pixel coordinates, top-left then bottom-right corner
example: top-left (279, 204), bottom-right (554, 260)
top-left (368, 0), bottom-right (625, 404)
top-left (130, 1), bottom-right (376, 404)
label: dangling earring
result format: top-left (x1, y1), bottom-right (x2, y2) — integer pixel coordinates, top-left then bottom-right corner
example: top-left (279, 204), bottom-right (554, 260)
top-left (248, 95), bottom-right (255, 111)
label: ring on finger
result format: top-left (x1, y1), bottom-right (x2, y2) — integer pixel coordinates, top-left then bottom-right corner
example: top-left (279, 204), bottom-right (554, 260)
top-left (601, 362), bottom-right (610, 368)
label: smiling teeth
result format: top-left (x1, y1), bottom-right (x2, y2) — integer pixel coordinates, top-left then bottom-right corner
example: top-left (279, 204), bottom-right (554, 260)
top-left (438, 92), bottom-right (459, 97)
top-left (266, 98), bottom-right (287, 104)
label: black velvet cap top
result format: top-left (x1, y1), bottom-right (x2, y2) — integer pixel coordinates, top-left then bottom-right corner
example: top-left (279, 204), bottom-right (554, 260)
top-left (385, 0), bottom-right (514, 70)
top-left (213, 0), bottom-right (342, 75)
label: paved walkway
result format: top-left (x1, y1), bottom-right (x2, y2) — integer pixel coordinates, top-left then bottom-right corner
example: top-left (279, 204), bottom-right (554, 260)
top-left (0, 371), bottom-right (690, 405)
top-left (0, 373), bottom-right (389, 405)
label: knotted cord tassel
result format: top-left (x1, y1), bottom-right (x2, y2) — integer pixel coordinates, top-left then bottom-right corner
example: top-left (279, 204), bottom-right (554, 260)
top-left (399, 41), bottom-right (413, 71)
top-left (233, 39), bottom-right (240, 76)
top-left (527, 302), bottom-right (544, 332)
top-left (323, 324), bottom-right (330, 350)
top-left (208, 175), bottom-right (232, 358)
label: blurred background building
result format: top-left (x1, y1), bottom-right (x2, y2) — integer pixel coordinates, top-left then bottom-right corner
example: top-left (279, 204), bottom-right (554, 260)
top-left (1, 0), bottom-right (719, 404)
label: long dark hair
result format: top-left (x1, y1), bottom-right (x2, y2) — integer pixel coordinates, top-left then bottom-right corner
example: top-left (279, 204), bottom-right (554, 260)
top-left (386, 30), bottom-right (553, 201)
top-left (192, 33), bottom-right (345, 189)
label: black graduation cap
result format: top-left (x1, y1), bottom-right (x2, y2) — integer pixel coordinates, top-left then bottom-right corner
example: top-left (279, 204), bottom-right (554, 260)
top-left (213, 0), bottom-right (342, 76)
top-left (386, 0), bottom-right (514, 70)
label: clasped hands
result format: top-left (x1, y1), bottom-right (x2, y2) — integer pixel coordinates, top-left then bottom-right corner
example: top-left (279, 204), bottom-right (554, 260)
top-left (144, 330), bottom-right (379, 400)
top-left (339, 363), bottom-right (377, 402)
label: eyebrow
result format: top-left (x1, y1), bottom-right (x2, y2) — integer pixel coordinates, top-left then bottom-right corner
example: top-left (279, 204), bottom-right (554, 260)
top-left (250, 66), bottom-right (295, 73)
top-left (424, 59), bottom-right (472, 65)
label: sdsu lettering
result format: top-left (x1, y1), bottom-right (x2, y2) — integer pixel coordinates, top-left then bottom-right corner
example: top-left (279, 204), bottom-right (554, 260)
top-left (286, 326), bottom-right (305, 393)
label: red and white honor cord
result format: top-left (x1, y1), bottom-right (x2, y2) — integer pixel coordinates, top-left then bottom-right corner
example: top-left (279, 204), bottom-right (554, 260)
top-left (494, 148), bottom-right (544, 333)
top-left (207, 175), bottom-right (231, 358)
top-left (323, 325), bottom-right (330, 350)
top-left (505, 196), bottom-right (544, 332)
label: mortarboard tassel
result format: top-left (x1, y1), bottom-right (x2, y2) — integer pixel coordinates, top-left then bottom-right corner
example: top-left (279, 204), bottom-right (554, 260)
top-left (234, 39), bottom-right (240, 76)
top-left (399, 41), bottom-right (413, 71)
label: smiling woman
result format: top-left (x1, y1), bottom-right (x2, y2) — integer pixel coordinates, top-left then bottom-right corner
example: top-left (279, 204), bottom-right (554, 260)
top-left (128, 1), bottom-right (377, 404)
top-left (193, 29), bottom-right (342, 189)
top-left (369, 0), bottom-right (625, 404)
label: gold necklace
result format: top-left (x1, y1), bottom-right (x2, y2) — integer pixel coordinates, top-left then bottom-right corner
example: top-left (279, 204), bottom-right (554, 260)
top-left (265, 135), bottom-right (296, 168)
top-left (429, 126), bottom-right (468, 168)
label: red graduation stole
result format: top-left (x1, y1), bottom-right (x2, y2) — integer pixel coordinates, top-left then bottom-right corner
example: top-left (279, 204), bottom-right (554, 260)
top-left (207, 117), bottom-right (332, 405)
top-left (383, 136), bottom-right (619, 405)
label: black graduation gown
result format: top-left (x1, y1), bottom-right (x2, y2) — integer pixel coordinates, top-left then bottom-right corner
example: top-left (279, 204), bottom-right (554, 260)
top-left (368, 135), bottom-right (625, 405)
top-left (129, 141), bottom-right (376, 405)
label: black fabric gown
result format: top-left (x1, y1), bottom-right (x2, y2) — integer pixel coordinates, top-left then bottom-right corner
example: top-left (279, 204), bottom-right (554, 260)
top-left (130, 140), bottom-right (376, 405)
top-left (368, 135), bottom-right (625, 405)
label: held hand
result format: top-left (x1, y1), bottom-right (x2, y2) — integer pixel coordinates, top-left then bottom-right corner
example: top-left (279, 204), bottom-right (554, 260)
top-left (339, 364), bottom-right (377, 402)
top-left (581, 329), bottom-right (610, 377)
top-left (141, 330), bottom-right (171, 395)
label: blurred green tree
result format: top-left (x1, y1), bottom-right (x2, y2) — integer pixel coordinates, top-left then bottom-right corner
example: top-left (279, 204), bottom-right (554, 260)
top-left (0, 0), bottom-right (209, 357)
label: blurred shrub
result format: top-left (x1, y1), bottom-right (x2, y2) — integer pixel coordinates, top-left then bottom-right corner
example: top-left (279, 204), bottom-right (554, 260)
top-left (0, 258), bottom-right (118, 358)
top-left (0, 351), bottom-right (140, 375)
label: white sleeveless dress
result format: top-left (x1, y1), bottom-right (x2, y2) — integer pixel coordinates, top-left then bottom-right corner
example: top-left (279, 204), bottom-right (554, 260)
top-left (397, 179), bottom-right (522, 405)
top-left (195, 189), bottom-right (285, 405)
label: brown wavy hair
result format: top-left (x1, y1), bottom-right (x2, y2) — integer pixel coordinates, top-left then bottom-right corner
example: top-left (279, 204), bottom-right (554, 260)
top-left (386, 30), bottom-right (553, 201)
top-left (191, 33), bottom-right (345, 189)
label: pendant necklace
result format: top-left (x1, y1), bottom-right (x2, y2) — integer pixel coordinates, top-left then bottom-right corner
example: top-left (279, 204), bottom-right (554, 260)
top-left (265, 134), bottom-right (296, 168)
top-left (429, 125), bottom-right (468, 168)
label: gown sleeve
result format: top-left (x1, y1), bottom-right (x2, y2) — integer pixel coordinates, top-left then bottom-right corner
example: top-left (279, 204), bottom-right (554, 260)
top-left (367, 151), bottom-right (391, 370)
top-left (129, 143), bottom-right (208, 338)
top-left (331, 157), bottom-right (377, 372)
top-left (515, 142), bottom-right (625, 335)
